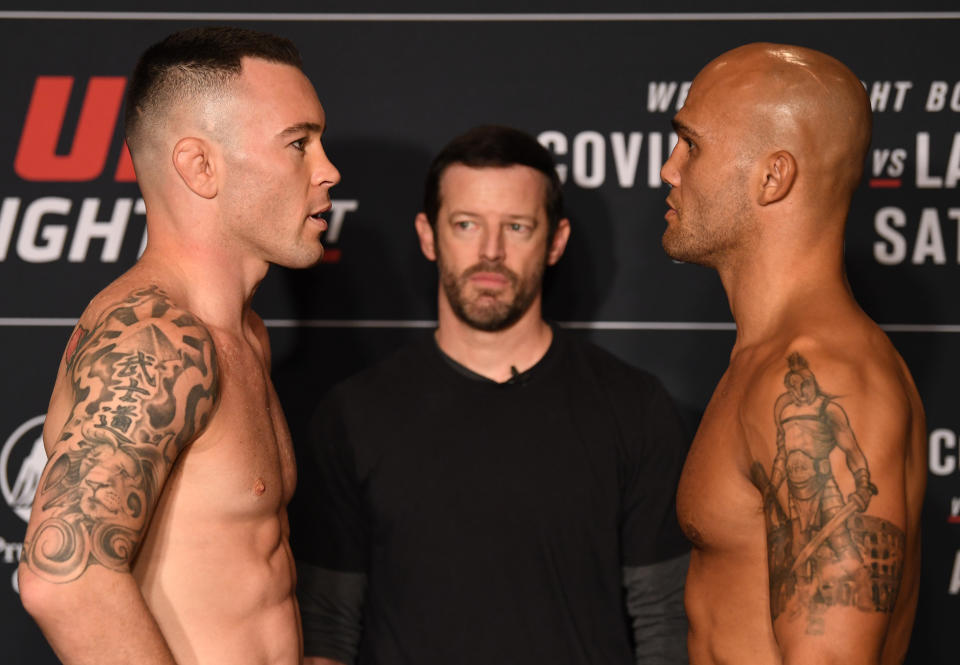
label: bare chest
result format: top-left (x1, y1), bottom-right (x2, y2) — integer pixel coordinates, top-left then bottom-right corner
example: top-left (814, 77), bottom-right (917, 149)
top-left (677, 373), bottom-right (767, 553)
top-left (162, 343), bottom-right (297, 519)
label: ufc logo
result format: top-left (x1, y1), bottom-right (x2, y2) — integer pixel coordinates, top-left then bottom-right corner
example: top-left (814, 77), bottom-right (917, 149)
top-left (14, 76), bottom-right (135, 182)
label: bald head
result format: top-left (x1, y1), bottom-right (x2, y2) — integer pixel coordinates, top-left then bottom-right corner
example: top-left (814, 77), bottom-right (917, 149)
top-left (124, 27), bottom-right (303, 162)
top-left (689, 42), bottom-right (871, 198)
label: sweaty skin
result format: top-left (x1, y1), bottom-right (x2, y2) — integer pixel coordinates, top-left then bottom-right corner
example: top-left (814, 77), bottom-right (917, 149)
top-left (19, 52), bottom-right (339, 665)
top-left (663, 44), bottom-right (926, 665)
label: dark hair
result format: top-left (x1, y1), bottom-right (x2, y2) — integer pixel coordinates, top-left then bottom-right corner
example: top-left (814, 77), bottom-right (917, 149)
top-left (422, 125), bottom-right (564, 237)
top-left (124, 26), bottom-right (303, 150)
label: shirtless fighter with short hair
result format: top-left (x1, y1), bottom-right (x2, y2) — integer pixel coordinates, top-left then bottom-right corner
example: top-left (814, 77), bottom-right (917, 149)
top-left (18, 27), bottom-right (339, 665)
top-left (661, 43), bottom-right (926, 664)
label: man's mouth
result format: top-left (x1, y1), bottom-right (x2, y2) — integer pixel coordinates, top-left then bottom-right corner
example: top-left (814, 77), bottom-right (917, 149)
top-left (308, 205), bottom-right (330, 231)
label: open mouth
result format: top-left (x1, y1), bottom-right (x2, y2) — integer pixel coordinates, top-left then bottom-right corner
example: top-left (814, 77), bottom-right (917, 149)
top-left (308, 208), bottom-right (330, 230)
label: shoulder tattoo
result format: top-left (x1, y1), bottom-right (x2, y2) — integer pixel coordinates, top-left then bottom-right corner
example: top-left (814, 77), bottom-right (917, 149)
top-left (751, 353), bottom-right (903, 634)
top-left (23, 285), bottom-right (219, 583)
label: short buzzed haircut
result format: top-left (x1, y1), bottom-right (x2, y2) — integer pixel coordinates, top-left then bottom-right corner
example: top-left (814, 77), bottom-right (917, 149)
top-left (423, 125), bottom-right (565, 240)
top-left (124, 26), bottom-right (303, 151)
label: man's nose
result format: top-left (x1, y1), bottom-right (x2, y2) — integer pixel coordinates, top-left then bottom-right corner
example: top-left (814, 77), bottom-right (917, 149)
top-left (660, 144), bottom-right (681, 188)
top-left (312, 146), bottom-right (341, 188)
top-left (480, 226), bottom-right (505, 261)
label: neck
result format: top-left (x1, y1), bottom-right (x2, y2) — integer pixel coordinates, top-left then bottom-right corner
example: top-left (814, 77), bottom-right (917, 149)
top-left (134, 221), bottom-right (270, 332)
top-left (434, 294), bottom-right (553, 383)
top-left (717, 217), bottom-right (854, 349)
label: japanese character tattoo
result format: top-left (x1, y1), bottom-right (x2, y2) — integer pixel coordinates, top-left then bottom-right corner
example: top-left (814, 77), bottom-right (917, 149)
top-left (23, 286), bottom-right (218, 583)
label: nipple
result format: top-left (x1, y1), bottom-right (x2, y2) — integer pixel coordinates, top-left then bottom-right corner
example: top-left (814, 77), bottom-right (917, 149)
top-left (253, 478), bottom-right (266, 496)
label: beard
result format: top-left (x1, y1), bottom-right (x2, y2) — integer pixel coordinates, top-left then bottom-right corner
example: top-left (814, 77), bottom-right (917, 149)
top-left (661, 187), bottom-right (752, 268)
top-left (438, 253), bottom-right (545, 332)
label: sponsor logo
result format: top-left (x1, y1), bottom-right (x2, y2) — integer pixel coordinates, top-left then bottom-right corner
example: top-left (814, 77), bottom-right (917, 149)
top-left (1, 415), bottom-right (46, 523)
top-left (1, 415), bottom-right (46, 595)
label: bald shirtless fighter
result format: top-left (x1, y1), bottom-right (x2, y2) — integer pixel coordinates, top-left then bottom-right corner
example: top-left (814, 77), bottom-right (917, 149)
top-left (661, 43), bottom-right (926, 665)
top-left (18, 27), bottom-right (339, 665)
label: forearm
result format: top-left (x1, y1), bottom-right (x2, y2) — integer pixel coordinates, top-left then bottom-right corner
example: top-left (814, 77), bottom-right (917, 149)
top-left (623, 552), bottom-right (690, 665)
top-left (20, 565), bottom-right (177, 665)
top-left (297, 562), bottom-right (366, 665)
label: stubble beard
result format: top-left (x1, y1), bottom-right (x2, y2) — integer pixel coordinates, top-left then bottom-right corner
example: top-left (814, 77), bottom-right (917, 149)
top-left (438, 252), bottom-right (545, 333)
top-left (661, 186), bottom-right (752, 268)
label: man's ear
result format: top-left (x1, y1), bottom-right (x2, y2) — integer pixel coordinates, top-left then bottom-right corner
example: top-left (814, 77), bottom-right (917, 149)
top-left (547, 218), bottom-right (571, 266)
top-left (414, 213), bottom-right (437, 262)
top-left (172, 137), bottom-right (218, 199)
top-left (758, 150), bottom-right (796, 206)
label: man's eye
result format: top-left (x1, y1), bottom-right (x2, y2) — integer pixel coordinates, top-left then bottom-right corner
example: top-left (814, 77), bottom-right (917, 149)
top-left (509, 223), bottom-right (528, 232)
top-left (684, 137), bottom-right (696, 151)
top-left (291, 138), bottom-right (307, 152)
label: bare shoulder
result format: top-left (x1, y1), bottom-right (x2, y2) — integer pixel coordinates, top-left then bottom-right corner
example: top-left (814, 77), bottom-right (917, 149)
top-left (744, 330), bottom-right (919, 448)
top-left (62, 283), bottom-right (220, 428)
top-left (747, 327), bottom-right (922, 655)
top-left (22, 284), bottom-right (219, 583)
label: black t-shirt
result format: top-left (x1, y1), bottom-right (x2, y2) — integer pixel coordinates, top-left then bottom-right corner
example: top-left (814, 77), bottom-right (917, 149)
top-left (292, 329), bottom-right (690, 665)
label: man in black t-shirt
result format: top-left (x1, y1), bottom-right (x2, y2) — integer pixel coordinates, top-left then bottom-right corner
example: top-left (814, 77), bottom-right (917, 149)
top-left (293, 125), bottom-right (691, 665)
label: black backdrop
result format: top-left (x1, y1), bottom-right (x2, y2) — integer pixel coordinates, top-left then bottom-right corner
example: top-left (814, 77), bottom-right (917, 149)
top-left (0, 3), bottom-right (957, 663)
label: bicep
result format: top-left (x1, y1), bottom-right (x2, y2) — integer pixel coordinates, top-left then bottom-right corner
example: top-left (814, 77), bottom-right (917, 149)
top-left (22, 298), bottom-right (217, 583)
top-left (763, 354), bottom-right (908, 663)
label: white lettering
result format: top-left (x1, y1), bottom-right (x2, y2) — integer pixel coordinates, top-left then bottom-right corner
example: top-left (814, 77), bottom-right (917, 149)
top-left (677, 82), bottom-right (691, 109)
top-left (647, 82), bottom-right (678, 112)
top-left (873, 207), bottom-right (907, 265)
top-left (572, 131), bottom-right (605, 189)
top-left (892, 81), bottom-right (913, 112)
top-left (870, 81), bottom-right (892, 111)
top-left (872, 149), bottom-right (891, 176)
top-left (912, 208), bottom-right (947, 264)
top-left (0, 538), bottom-right (21, 564)
top-left (68, 197), bottom-right (133, 262)
top-left (0, 197), bottom-right (20, 260)
top-left (947, 133), bottom-right (960, 188)
top-left (927, 81), bottom-right (948, 111)
top-left (950, 550), bottom-right (960, 595)
top-left (889, 149), bottom-right (907, 177)
top-left (538, 131), bottom-right (568, 183)
top-left (136, 199), bottom-right (148, 258)
top-left (930, 429), bottom-right (957, 475)
top-left (647, 132), bottom-right (664, 188)
top-left (610, 132), bottom-right (643, 187)
top-left (916, 133), bottom-right (943, 188)
top-left (326, 199), bottom-right (358, 244)
top-left (952, 497), bottom-right (960, 517)
top-left (953, 83), bottom-right (960, 112)
top-left (17, 196), bottom-right (70, 262)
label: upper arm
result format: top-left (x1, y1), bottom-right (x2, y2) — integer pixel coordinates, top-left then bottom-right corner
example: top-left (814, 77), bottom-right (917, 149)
top-left (291, 391), bottom-right (369, 572)
top-left (21, 286), bottom-right (218, 584)
top-left (621, 375), bottom-right (691, 566)
top-left (758, 350), bottom-right (908, 664)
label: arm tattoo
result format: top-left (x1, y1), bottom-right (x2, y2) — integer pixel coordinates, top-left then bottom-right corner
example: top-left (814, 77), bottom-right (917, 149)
top-left (23, 286), bottom-right (218, 583)
top-left (751, 353), bottom-right (903, 635)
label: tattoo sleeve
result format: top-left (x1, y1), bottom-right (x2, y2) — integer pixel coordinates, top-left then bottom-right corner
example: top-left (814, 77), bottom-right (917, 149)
top-left (752, 353), bottom-right (903, 635)
top-left (23, 286), bottom-right (219, 583)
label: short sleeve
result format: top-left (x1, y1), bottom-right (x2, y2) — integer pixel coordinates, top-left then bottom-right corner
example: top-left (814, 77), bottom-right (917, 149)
top-left (620, 377), bottom-right (691, 566)
top-left (290, 390), bottom-right (369, 573)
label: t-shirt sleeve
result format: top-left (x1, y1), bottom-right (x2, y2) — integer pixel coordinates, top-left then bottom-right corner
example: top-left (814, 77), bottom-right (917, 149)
top-left (289, 390), bottom-right (370, 660)
top-left (292, 390), bottom-right (370, 572)
top-left (620, 376), bottom-right (691, 566)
